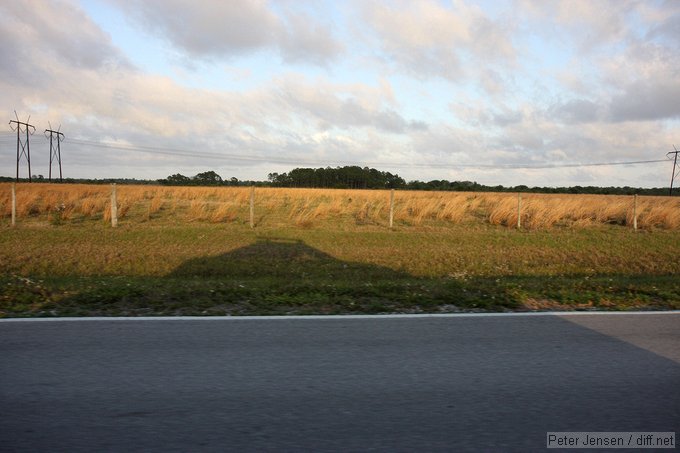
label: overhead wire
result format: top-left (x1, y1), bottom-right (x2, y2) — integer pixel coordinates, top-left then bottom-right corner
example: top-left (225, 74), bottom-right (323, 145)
top-left (2, 133), bottom-right (670, 171)
top-left (65, 137), bottom-right (669, 171)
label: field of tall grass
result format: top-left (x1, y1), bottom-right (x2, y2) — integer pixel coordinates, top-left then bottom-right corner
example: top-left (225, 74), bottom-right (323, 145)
top-left (2, 183), bottom-right (679, 230)
top-left (2, 182), bottom-right (679, 316)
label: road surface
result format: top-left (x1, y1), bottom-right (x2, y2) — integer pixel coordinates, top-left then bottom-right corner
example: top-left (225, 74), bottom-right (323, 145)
top-left (1, 313), bottom-right (679, 452)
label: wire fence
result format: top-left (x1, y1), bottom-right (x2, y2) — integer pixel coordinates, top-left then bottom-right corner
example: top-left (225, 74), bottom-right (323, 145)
top-left (2, 182), bottom-right (680, 231)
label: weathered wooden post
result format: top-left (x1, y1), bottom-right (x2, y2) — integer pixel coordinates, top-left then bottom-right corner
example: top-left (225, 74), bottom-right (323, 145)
top-left (249, 185), bottom-right (255, 228)
top-left (517, 193), bottom-right (522, 229)
top-left (11, 183), bottom-right (16, 227)
top-left (633, 194), bottom-right (638, 231)
top-left (111, 183), bottom-right (118, 228)
top-left (389, 189), bottom-right (395, 229)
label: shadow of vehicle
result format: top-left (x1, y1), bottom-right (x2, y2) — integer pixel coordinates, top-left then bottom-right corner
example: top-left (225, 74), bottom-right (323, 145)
top-left (18, 237), bottom-right (480, 317)
top-left (162, 237), bottom-right (441, 315)
top-left (169, 236), bottom-right (409, 281)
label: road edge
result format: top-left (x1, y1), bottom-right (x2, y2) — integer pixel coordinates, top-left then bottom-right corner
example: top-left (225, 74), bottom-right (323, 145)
top-left (1, 311), bottom-right (680, 322)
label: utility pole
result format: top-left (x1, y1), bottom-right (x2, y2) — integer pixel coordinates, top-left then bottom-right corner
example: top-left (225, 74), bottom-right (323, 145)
top-left (669, 145), bottom-right (680, 196)
top-left (9, 112), bottom-right (35, 182)
top-left (45, 124), bottom-right (64, 182)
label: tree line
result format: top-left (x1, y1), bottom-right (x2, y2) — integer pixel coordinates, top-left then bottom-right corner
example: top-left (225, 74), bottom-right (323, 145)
top-left (0, 166), bottom-right (672, 195)
top-left (155, 166), bottom-right (675, 195)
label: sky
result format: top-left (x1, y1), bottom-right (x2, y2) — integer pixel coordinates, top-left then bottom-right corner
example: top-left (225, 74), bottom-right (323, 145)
top-left (0, 0), bottom-right (679, 187)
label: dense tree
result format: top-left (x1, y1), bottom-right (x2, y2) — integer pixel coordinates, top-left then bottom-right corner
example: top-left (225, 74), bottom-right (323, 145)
top-left (193, 171), bottom-right (223, 185)
top-left (268, 166), bottom-right (406, 189)
top-left (162, 173), bottom-right (191, 185)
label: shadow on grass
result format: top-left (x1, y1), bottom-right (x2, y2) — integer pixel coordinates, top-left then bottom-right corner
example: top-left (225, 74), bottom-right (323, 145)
top-left (2, 238), bottom-right (679, 317)
top-left (158, 236), bottom-right (470, 315)
top-left (1, 238), bottom-right (500, 317)
top-left (169, 237), bottom-right (409, 281)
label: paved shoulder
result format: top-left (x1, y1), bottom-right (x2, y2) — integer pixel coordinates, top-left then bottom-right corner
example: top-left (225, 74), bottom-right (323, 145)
top-left (558, 312), bottom-right (680, 363)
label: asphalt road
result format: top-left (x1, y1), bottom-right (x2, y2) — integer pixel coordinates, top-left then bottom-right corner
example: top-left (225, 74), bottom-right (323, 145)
top-left (1, 313), bottom-right (678, 452)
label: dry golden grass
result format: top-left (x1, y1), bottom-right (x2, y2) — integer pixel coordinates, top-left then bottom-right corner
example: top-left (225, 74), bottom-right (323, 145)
top-left (1, 183), bottom-right (679, 230)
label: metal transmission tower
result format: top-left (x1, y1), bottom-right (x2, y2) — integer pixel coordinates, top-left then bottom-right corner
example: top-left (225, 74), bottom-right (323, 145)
top-left (45, 123), bottom-right (64, 182)
top-left (669, 145), bottom-right (680, 196)
top-left (9, 112), bottom-right (35, 181)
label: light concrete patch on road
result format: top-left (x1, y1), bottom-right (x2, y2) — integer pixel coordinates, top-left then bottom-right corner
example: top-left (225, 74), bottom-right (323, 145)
top-left (558, 313), bottom-right (680, 364)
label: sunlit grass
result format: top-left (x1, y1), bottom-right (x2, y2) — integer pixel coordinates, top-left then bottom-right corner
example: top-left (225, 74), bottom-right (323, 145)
top-left (2, 183), bottom-right (679, 229)
top-left (1, 183), bottom-right (679, 316)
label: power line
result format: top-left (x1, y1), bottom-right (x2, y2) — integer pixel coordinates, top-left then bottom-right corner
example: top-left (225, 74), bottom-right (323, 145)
top-left (66, 137), bottom-right (668, 171)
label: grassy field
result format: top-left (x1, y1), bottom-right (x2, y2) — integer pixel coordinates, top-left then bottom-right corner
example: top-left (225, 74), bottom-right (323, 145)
top-left (1, 183), bottom-right (679, 317)
top-left (3, 183), bottom-right (680, 229)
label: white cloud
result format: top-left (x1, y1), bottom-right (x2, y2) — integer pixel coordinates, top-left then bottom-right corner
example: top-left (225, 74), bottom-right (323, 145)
top-left (609, 79), bottom-right (680, 122)
top-left (0, 0), bottom-right (677, 187)
top-left (274, 75), bottom-right (427, 133)
top-left (0, 0), bottom-right (130, 85)
top-left (520, 0), bottom-right (635, 52)
top-left (110, 0), bottom-right (278, 55)
top-left (359, 0), bottom-right (516, 85)
top-left (277, 11), bottom-right (345, 65)
top-left (548, 99), bottom-right (602, 124)
top-left (106, 0), bottom-right (344, 65)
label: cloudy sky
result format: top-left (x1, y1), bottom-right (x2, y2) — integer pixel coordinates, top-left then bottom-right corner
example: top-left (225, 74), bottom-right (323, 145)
top-left (1, 0), bottom-right (679, 187)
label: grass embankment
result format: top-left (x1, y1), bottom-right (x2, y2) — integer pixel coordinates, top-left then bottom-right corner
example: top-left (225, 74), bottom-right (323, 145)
top-left (1, 212), bottom-right (679, 316)
top-left (2, 183), bottom-right (680, 316)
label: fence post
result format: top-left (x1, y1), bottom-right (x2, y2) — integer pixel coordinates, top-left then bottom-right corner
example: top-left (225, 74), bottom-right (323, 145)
top-left (11, 183), bottom-right (16, 227)
top-left (633, 194), bottom-right (638, 231)
top-left (249, 186), bottom-right (255, 228)
top-left (110, 183), bottom-right (118, 228)
top-left (389, 189), bottom-right (394, 228)
top-left (517, 193), bottom-right (522, 229)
